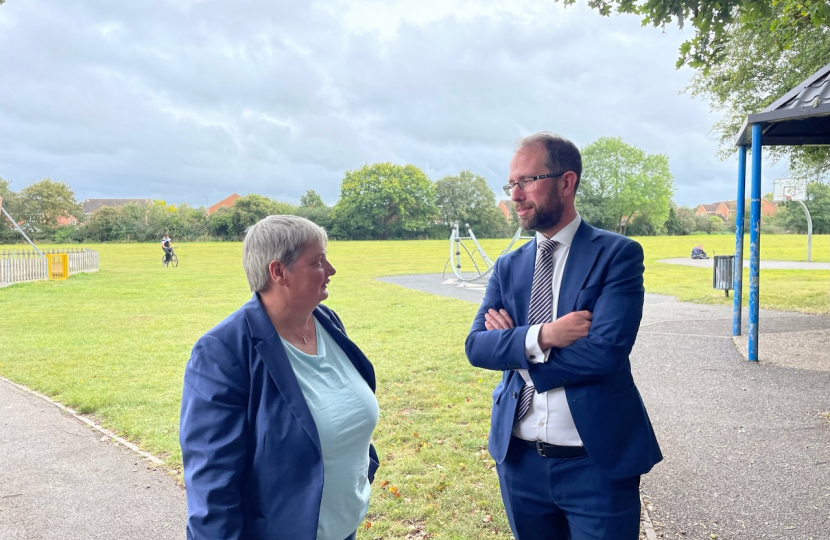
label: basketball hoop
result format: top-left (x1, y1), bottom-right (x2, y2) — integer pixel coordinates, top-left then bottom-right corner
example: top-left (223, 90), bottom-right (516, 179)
top-left (785, 195), bottom-right (793, 202)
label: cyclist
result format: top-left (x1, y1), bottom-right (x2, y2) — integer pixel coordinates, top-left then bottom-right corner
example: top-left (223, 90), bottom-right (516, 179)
top-left (161, 233), bottom-right (174, 266)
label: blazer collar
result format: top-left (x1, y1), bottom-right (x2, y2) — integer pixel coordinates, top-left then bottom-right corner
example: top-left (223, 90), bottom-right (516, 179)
top-left (245, 294), bottom-right (320, 449)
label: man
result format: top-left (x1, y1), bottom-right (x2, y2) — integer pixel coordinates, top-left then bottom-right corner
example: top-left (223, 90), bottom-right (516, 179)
top-left (465, 132), bottom-right (661, 539)
top-left (161, 233), bottom-right (173, 266)
top-left (691, 244), bottom-right (709, 259)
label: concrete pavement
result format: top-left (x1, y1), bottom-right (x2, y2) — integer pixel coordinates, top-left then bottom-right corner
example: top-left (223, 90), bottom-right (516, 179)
top-left (0, 378), bottom-right (186, 540)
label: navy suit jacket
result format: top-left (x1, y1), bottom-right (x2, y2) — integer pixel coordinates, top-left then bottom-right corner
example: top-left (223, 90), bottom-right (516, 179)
top-left (180, 294), bottom-right (379, 540)
top-left (465, 220), bottom-right (661, 479)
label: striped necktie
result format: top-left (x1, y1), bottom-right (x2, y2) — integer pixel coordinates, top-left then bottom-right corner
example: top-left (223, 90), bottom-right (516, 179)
top-left (516, 237), bottom-right (558, 421)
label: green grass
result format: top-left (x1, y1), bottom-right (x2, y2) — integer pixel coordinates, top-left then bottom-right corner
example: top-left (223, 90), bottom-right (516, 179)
top-left (0, 234), bottom-right (827, 539)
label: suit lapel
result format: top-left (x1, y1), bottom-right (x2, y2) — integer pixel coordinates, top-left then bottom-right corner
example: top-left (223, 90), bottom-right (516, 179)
top-left (511, 238), bottom-right (538, 326)
top-left (245, 295), bottom-right (321, 450)
top-left (557, 220), bottom-right (601, 317)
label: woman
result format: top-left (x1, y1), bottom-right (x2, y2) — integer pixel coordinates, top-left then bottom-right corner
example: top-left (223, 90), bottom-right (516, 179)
top-left (180, 215), bottom-right (379, 540)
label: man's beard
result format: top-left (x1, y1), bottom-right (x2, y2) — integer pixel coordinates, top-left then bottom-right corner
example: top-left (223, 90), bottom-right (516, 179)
top-left (519, 193), bottom-right (565, 232)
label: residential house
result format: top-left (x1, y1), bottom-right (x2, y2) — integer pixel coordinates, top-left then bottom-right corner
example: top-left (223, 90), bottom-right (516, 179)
top-left (497, 200), bottom-right (512, 222)
top-left (695, 199), bottom-right (777, 222)
top-left (207, 193), bottom-right (241, 215)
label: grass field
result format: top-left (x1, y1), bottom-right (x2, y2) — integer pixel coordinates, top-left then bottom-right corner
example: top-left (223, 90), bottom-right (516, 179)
top-left (0, 234), bottom-right (827, 539)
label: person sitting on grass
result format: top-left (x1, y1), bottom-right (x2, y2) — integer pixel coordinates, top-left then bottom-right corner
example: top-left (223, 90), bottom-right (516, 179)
top-left (691, 244), bottom-right (709, 259)
top-left (161, 233), bottom-right (173, 265)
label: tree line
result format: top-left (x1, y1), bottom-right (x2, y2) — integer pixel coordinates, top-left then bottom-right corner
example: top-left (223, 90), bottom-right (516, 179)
top-left (2, 136), bottom-right (826, 245)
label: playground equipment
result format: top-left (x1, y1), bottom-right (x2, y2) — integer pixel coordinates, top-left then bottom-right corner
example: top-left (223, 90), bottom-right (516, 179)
top-left (443, 221), bottom-right (533, 283)
top-left (773, 177), bottom-right (812, 262)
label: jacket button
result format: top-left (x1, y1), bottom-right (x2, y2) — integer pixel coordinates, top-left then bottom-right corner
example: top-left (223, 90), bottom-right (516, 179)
top-left (512, 392), bottom-right (517, 399)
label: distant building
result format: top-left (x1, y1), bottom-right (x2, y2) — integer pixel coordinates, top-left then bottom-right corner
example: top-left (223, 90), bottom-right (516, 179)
top-left (497, 200), bottom-right (512, 222)
top-left (207, 193), bottom-right (241, 215)
top-left (56, 215), bottom-right (80, 226)
top-left (82, 198), bottom-right (152, 215)
top-left (695, 199), bottom-right (777, 222)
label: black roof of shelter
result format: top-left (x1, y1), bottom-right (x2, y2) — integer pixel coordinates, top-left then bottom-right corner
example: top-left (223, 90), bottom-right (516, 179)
top-left (735, 61), bottom-right (830, 147)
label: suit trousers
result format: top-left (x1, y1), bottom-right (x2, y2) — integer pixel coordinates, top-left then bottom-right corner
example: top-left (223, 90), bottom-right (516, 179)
top-left (496, 437), bottom-right (641, 540)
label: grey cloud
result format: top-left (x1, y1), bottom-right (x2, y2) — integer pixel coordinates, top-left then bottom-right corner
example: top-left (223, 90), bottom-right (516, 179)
top-left (0, 0), bottom-right (785, 208)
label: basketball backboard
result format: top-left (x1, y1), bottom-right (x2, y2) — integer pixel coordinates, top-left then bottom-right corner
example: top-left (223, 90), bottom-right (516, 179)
top-left (773, 178), bottom-right (807, 202)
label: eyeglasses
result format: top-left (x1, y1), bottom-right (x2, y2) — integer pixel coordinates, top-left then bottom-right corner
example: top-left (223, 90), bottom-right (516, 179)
top-left (502, 172), bottom-right (567, 196)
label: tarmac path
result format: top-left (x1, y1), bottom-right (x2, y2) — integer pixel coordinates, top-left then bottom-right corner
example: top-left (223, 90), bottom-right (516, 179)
top-left (0, 378), bottom-right (185, 540)
top-left (380, 274), bottom-right (830, 540)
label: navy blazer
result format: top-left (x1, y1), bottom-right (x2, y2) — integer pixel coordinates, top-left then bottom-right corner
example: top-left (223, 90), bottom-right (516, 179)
top-left (180, 294), bottom-right (379, 540)
top-left (465, 220), bottom-right (662, 479)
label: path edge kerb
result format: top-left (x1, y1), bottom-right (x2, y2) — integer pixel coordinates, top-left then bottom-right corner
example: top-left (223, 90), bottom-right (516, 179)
top-left (0, 375), bottom-right (165, 466)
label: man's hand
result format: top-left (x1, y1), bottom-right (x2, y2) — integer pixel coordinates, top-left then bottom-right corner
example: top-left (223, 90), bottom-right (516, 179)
top-left (484, 308), bottom-right (514, 331)
top-left (484, 308), bottom-right (592, 350)
top-left (538, 311), bottom-right (592, 349)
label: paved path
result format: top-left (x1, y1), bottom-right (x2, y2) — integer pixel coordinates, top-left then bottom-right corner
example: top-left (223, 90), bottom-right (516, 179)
top-left (658, 258), bottom-right (830, 270)
top-left (380, 274), bottom-right (830, 540)
top-left (0, 378), bottom-right (186, 540)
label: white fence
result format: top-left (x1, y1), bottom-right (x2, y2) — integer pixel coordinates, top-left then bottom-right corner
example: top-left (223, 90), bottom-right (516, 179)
top-left (0, 248), bottom-right (99, 287)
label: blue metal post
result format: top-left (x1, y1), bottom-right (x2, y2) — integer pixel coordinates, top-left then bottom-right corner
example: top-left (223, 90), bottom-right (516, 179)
top-left (733, 146), bottom-right (747, 336)
top-left (748, 124), bottom-right (763, 362)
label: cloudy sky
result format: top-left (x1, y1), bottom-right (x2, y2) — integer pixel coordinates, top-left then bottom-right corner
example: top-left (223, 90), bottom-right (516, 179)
top-left (0, 0), bottom-right (788, 208)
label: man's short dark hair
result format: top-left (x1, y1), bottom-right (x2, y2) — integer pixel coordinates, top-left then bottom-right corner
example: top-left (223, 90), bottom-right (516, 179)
top-left (516, 132), bottom-right (582, 191)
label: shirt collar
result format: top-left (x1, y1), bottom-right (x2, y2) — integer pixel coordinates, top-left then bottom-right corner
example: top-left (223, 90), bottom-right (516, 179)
top-left (535, 213), bottom-right (581, 249)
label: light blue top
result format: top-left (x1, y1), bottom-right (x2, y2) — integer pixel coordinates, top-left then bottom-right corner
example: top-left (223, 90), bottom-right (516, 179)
top-left (280, 319), bottom-right (379, 540)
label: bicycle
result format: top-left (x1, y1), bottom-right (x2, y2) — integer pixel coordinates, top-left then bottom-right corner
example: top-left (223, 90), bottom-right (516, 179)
top-left (162, 248), bottom-right (179, 268)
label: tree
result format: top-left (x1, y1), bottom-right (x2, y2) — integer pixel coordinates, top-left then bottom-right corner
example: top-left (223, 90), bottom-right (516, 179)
top-left (0, 178), bottom-right (21, 243)
top-left (208, 207), bottom-right (236, 240)
top-left (300, 190), bottom-right (326, 208)
top-left (229, 195), bottom-right (297, 238)
top-left (675, 206), bottom-right (699, 235)
top-left (688, 17), bottom-right (830, 180)
top-left (18, 178), bottom-right (82, 238)
top-left (295, 206), bottom-right (334, 231)
top-left (331, 163), bottom-right (437, 240)
top-left (664, 206), bottom-right (682, 235)
top-left (564, 0), bottom-right (829, 69)
top-left (0, 177), bottom-right (19, 216)
top-left (83, 207), bottom-right (122, 242)
top-left (577, 137), bottom-right (675, 235)
top-left (434, 171), bottom-right (511, 238)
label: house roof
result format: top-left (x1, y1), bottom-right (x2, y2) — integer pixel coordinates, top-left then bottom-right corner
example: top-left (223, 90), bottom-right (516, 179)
top-left (207, 193), bottom-right (241, 215)
top-left (82, 199), bottom-right (152, 214)
top-left (698, 203), bottom-right (722, 213)
top-left (735, 61), bottom-right (830, 146)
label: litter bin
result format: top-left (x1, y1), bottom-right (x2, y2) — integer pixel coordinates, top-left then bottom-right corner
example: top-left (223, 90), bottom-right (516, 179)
top-left (712, 255), bottom-right (734, 297)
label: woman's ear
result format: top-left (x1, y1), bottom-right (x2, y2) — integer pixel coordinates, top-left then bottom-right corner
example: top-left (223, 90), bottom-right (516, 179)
top-left (269, 260), bottom-right (288, 286)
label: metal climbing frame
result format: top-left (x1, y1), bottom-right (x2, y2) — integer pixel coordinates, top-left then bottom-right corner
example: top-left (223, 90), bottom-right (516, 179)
top-left (443, 221), bottom-right (532, 282)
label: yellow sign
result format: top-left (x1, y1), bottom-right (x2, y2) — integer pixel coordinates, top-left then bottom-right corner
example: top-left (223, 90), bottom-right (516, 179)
top-left (47, 254), bottom-right (69, 280)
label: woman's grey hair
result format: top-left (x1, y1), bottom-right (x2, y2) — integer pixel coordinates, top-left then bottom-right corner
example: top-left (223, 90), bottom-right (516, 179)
top-left (242, 215), bottom-right (328, 293)
top-left (516, 132), bottom-right (582, 190)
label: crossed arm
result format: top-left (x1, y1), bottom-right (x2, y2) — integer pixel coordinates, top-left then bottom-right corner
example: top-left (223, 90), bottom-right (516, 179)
top-left (466, 241), bottom-right (645, 393)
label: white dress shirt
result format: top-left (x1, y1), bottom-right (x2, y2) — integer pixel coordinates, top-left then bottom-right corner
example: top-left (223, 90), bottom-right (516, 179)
top-left (513, 214), bottom-right (584, 446)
